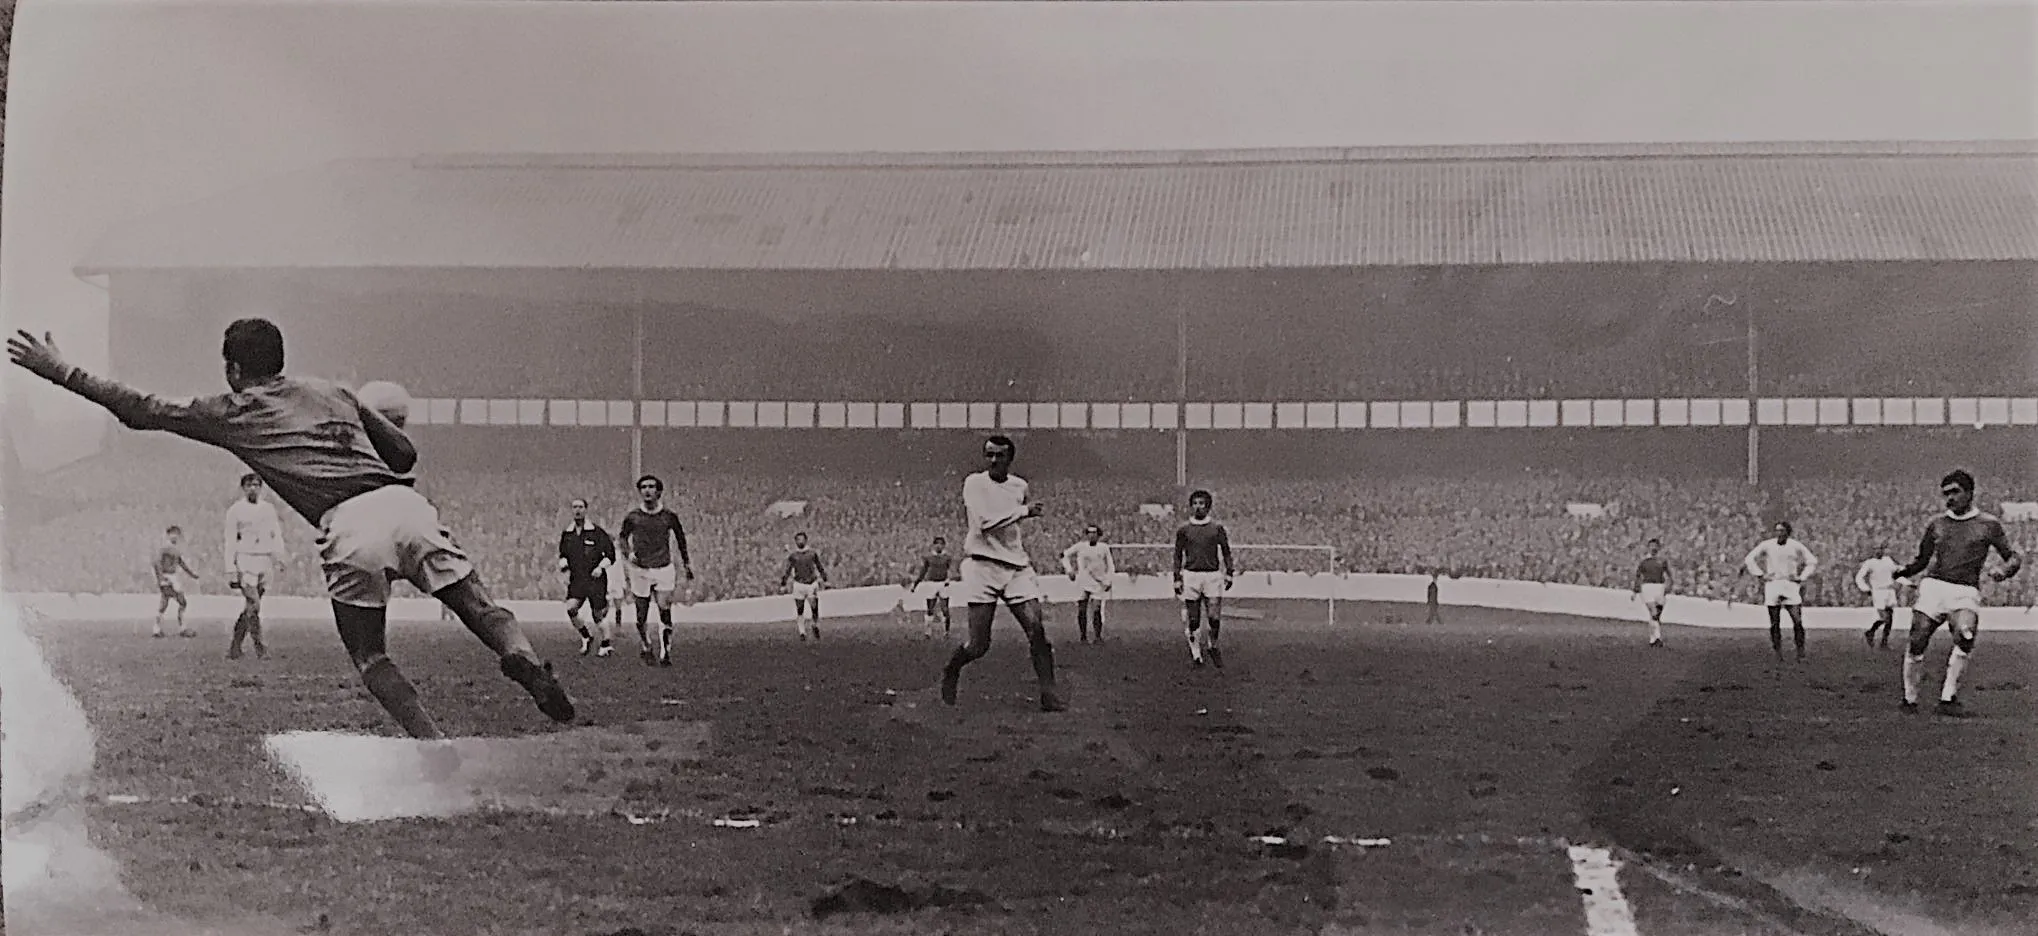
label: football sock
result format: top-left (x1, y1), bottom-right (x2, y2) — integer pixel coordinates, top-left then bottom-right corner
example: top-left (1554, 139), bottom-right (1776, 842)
top-left (1903, 653), bottom-right (1924, 704)
top-left (1942, 647), bottom-right (1970, 703)
top-left (361, 657), bottom-right (443, 740)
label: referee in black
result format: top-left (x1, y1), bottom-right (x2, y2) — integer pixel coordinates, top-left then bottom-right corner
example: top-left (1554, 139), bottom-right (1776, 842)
top-left (559, 498), bottom-right (618, 657)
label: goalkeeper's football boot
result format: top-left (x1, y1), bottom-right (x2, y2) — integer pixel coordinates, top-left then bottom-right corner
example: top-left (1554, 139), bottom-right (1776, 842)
top-left (500, 653), bottom-right (576, 723)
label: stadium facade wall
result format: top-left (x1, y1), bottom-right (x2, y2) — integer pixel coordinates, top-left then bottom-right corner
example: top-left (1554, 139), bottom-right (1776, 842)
top-left (106, 262), bottom-right (2037, 403)
top-left (14, 574), bottom-right (2037, 631)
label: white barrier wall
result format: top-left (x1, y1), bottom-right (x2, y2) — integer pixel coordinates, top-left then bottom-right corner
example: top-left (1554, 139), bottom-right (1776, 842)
top-left (12, 573), bottom-right (2035, 631)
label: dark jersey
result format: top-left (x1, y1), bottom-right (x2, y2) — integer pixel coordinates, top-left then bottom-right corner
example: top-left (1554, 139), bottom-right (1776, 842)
top-left (155, 545), bottom-right (193, 577)
top-left (1174, 520), bottom-right (1232, 574)
top-left (915, 553), bottom-right (955, 583)
top-left (620, 507), bottom-right (688, 569)
top-left (1897, 512), bottom-right (2017, 589)
top-left (559, 523), bottom-right (616, 583)
top-left (785, 549), bottom-right (827, 585)
top-left (61, 372), bottom-right (410, 525)
top-left (1636, 557), bottom-right (1670, 584)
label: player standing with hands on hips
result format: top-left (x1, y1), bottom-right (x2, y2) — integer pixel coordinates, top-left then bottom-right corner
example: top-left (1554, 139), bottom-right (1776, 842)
top-left (1741, 522), bottom-right (1818, 663)
top-left (6, 322), bottom-right (576, 745)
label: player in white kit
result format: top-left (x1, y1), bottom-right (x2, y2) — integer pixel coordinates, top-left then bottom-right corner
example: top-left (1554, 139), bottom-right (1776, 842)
top-left (223, 473), bottom-right (286, 660)
top-left (1741, 522), bottom-right (1818, 662)
top-left (939, 435), bottom-right (1065, 713)
top-left (1061, 525), bottom-right (1115, 643)
top-left (1855, 545), bottom-right (1901, 649)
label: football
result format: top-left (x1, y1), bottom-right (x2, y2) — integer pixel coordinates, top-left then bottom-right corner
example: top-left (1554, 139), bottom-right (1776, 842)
top-left (356, 380), bottom-right (413, 428)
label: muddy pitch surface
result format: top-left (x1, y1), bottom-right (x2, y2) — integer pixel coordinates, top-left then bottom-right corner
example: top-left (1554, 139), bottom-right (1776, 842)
top-left (18, 602), bottom-right (2036, 935)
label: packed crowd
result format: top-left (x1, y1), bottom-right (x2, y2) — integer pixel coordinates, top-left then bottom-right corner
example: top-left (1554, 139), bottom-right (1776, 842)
top-left (9, 450), bottom-right (2031, 609)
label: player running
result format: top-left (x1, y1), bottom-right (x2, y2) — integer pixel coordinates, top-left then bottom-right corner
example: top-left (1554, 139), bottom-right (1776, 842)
top-left (153, 526), bottom-right (199, 639)
top-left (558, 497), bottom-right (617, 657)
top-left (1894, 470), bottom-right (2022, 717)
top-left (1060, 525), bottom-right (1115, 643)
top-left (8, 322), bottom-right (575, 745)
top-left (223, 472), bottom-right (285, 660)
top-left (940, 435), bottom-right (1065, 713)
top-left (618, 474), bottom-right (694, 666)
top-left (1855, 544), bottom-right (1901, 649)
top-left (1174, 490), bottom-right (1234, 668)
top-left (908, 536), bottom-right (957, 639)
top-left (782, 532), bottom-right (829, 641)
top-left (1632, 539), bottom-right (1672, 647)
top-left (1741, 521), bottom-right (1818, 663)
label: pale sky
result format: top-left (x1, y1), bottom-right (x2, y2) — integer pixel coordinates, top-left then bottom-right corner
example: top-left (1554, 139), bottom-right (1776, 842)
top-left (3, 0), bottom-right (2035, 441)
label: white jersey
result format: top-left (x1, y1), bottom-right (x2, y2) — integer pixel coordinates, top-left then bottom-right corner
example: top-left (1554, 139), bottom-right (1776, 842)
top-left (1855, 556), bottom-right (1900, 593)
top-left (1062, 541), bottom-right (1114, 584)
top-left (1744, 538), bottom-right (1817, 583)
top-left (224, 498), bottom-right (286, 565)
top-left (962, 471), bottom-right (1031, 567)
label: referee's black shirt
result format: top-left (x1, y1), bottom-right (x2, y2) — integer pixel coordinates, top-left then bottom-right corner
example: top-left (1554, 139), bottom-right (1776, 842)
top-left (559, 523), bottom-right (617, 583)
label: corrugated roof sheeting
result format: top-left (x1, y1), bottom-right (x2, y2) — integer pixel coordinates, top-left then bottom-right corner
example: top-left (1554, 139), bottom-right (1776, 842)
top-left (78, 148), bottom-right (2038, 273)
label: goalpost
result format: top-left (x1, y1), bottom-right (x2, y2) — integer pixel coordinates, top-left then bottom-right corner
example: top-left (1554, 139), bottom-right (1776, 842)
top-left (1103, 543), bottom-right (1343, 627)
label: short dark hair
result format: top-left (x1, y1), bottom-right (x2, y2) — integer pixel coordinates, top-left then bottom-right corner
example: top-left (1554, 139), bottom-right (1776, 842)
top-left (1189, 489), bottom-right (1213, 505)
top-left (240, 473), bottom-right (260, 487)
top-left (795, 531), bottom-right (807, 539)
top-left (1646, 538), bottom-right (1660, 547)
top-left (933, 536), bottom-right (946, 544)
top-left (1942, 469), bottom-right (1976, 493)
top-left (166, 525), bottom-right (181, 535)
top-left (1775, 521), bottom-right (1793, 536)
top-left (637, 474), bottom-right (663, 492)
top-left (984, 435), bottom-right (1015, 454)
top-left (222, 319), bottom-right (285, 379)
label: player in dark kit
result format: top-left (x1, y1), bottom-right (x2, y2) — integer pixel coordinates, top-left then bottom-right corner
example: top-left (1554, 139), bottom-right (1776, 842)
top-left (1174, 489), bottom-right (1234, 668)
top-left (1632, 540), bottom-right (1672, 647)
top-left (153, 526), bottom-right (200, 639)
top-left (8, 322), bottom-right (576, 747)
top-left (1895, 470), bottom-right (2022, 717)
top-left (559, 498), bottom-right (617, 657)
top-left (782, 532), bottom-right (829, 641)
top-left (618, 475), bottom-right (694, 666)
top-left (908, 536), bottom-right (957, 638)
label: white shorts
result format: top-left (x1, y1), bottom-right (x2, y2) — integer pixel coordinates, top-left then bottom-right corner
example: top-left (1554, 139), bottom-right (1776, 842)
top-left (1913, 578), bottom-right (1982, 620)
top-left (913, 581), bottom-right (952, 603)
top-left (232, 554), bottom-right (274, 586)
top-left (957, 557), bottom-right (1043, 606)
top-left (1763, 580), bottom-right (1803, 608)
top-left (606, 566), bottom-right (628, 601)
top-left (629, 563), bottom-right (678, 599)
top-left (1180, 570), bottom-right (1227, 602)
top-left (1639, 583), bottom-right (1667, 607)
top-left (1073, 575), bottom-right (1111, 599)
top-left (1870, 587), bottom-right (1896, 611)
top-left (790, 581), bottom-right (821, 601)
top-left (316, 485), bottom-right (474, 609)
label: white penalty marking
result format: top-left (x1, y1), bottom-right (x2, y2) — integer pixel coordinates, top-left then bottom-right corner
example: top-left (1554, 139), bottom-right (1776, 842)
top-left (1567, 845), bottom-right (1641, 936)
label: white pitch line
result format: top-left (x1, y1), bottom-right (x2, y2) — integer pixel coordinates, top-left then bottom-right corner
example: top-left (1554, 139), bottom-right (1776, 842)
top-left (1568, 844), bottom-right (1642, 936)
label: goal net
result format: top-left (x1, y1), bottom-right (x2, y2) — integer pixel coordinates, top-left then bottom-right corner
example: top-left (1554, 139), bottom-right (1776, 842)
top-left (1103, 543), bottom-right (1342, 627)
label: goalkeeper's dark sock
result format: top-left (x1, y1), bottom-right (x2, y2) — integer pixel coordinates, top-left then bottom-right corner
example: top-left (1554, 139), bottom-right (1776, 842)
top-left (361, 657), bottom-right (444, 740)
